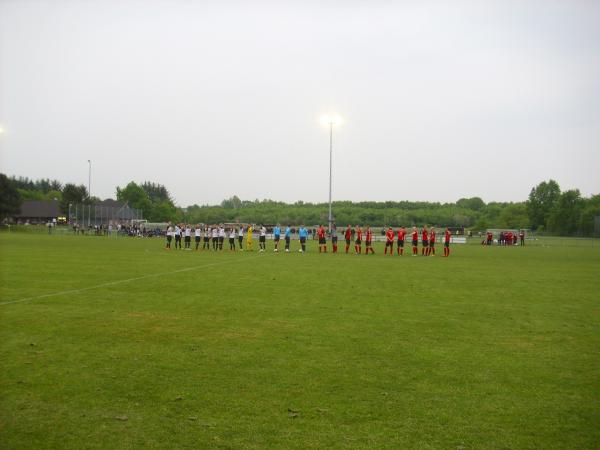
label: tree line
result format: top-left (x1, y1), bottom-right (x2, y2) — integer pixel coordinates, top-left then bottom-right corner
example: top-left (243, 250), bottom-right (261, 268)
top-left (1, 174), bottom-right (598, 236)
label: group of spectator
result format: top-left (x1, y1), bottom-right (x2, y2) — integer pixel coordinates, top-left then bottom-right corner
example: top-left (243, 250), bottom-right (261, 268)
top-left (483, 230), bottom-right (526, 246)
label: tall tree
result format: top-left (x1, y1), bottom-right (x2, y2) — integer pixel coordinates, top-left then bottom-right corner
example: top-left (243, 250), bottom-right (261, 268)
top-left (140, 181), bottom-right (173, 204)
top-left (0, 174), bottom-right (22, 220)
top-left (547, 189), bottom-right (584, 235)
top-left (527, 180), bottom-right (561, 230)
top-left (60, 183), bottom-right (88, 213)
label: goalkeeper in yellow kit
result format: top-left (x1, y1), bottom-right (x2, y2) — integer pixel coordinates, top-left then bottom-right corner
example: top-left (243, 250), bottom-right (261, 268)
top-left (246, 224), bottom-right (254, 251)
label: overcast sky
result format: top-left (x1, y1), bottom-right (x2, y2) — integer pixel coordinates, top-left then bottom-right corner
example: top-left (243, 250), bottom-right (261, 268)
top-left (1, 0), bottom-right (598, 206)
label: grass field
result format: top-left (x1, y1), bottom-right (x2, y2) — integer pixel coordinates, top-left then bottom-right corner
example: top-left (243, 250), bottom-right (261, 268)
top-left (1, 233), bottom-right (599, 449)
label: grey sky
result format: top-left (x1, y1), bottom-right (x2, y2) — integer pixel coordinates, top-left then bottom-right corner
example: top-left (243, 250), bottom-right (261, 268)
top-left (1, 0), bottom-right (599, 206)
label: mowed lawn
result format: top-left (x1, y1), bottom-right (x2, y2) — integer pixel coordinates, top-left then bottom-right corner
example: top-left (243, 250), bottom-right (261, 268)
top-left (1, 233), bottom-right (599, 449)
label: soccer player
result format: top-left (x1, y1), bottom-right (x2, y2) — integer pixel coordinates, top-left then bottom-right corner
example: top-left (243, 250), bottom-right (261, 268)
top-left (284, 225), bottom-right (291, 252)
top-left (273, 224), bottom-right (281, 252)
top-left (219, 226), bottom-right (226, 250)
top-left (194, 225), bottom-right (201, 250)
top-left (365, 226), bottom-right (374, 254)
top-left (354, 225), bottom-right (363, 254)
top-left (519, 229), bottom-right (525, 246)
top-left (174, 224), bottom-right (182, 249)
top-left (421, 226), bottom-right (428, 256)
top-left (344, 225), bottom-right (352, 254)
top-left (298, 224), bottom-right (308, 253)
top-left (411, 226), bottom-right (418, 256)
top-left (317, 224), bottom-right (327, 253)
top-left (331, 224), bottom-right (338, 253)
top-left (203, 227), bottom-right (210, 250)
top-left (428, 227), bottom-right (436, 256)
top-left (165, 224), bottom-right (173, 249)
top-left (246, 224), bottom-right (254, 251)
top-left (259, 225), bottom-right (267, 252)
top-left (211, 226), bottom-right (218, 250)
top-left (385, 227), bottom-right (394, 255)
top-left (397, 226), bottom-right (406, 255)
top-left (184, 224), bottom-right (191, 249)
top-left (229, 228), bottom-right (236, 251)
top-left (238, 226), bottom-right (244, 250)
top-left (443, 227), bottom-right (451, 257)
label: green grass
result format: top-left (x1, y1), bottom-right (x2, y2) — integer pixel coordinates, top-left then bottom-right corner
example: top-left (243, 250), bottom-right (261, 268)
top-left (1, 233), bottom-right (599, 449)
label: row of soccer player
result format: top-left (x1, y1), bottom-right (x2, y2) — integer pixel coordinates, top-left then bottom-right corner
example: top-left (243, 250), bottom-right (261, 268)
top-left (165, 223), bottom-right (452, 256)
top-left (165, 224), bottom-right (306, 252)
top-left (335, 225), bottom-right (452, 257)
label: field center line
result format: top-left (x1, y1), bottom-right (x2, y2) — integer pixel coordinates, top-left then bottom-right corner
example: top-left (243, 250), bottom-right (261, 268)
top-left (0, 252), bottom-right (272, 307)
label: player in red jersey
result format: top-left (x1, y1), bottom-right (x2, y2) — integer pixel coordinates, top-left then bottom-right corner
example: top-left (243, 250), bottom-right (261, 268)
top-left (427, 226), bottom-right (436, 256)
top-left (443, 227), bottom-right (451, 257)
top-left (354, 225), bottom-right (363, 254)
top-left (385, 227), bottom-right (395, 255)
top-left (317, 224), bottom-right (327, 253)
top-left (365, 226), bottom-right (375, 254)
top-left (421, 226), bottom-right (429, 256)
top-left (411, 227), bottom-right (419, 256)
top-left (344, 225), bottom-right (352, 253)
top-left (397, 226), bottom-right (406, 255)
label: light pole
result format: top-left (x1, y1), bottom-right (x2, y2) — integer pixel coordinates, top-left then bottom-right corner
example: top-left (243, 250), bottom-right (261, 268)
top-left (87, 160), bottom-right (91, 227)
top-left (87, 160), bottom-right (91, 199)
top-left (320, 114), bottom-right (342, 232)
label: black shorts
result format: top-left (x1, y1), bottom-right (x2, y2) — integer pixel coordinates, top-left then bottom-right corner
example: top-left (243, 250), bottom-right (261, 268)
top-left (300, 237), bottom-right (306, 244)
top-left (274, 235), bottom-right (280, 242)
top-left (175, 235), bottom-right (181, 241)
top-left (332, 236), bottom-right (338, 243)
top-left (386, 241), bottom-right (394, 247)
top-left (195, 236), bottom-right (200, 242)
top-left (412, 240), bottom-right (418, 247)
top-left (167, 235), bottom-right (172, 242)
top-left (355, 239), bottom-right (362, 245)
top-left (229, 238), bottom-right (235, 244)
top-left (238, 236), bottom-right (243, 242)
top-left (204, 237), bottom-right (209, 242)
top-left (259, 235), bottom-right (266, 243)
top-left (319, 237), bottom-right (326, 245)
top-left (219, 236), bottom-right (224, 243)
top-left (346, 238), bottom-right (351, 245)
top-left (285, 236), bottom-right (290, 244)
top-left (444, 241), bottom-right (450, 248)
top-left (398, 240), bottom-right (404, 247)
top-left (422, 240), bottom-right (428, 247)
top-left (366, 240), bottom-right (372, 247)
top-left (212, 237), bottom-right (218, 242)
top-left (429, 240), bottom-right (435, 248)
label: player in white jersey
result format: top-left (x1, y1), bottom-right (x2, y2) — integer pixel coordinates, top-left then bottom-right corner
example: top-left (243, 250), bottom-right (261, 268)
top-left (165, 225), bottom-right (173, 249)
top-left (184, 225), bottom-right (192, 249)
top-left (237, 226), bottom-right (244, 251)
top-left (259, 225), bottom-right (267, 252)
top-left (218, 226), bottom-right (226, 250)
top-left (174, 225), bottom-right (182, 249)
top-left (194, 225), bottom-right (201, 250)
top-left (211, 226), bottom-right (219, 250)
top-left (228, 228), bottom-right (236, 251)
top-left (203, 227), bottom-right (210, 250)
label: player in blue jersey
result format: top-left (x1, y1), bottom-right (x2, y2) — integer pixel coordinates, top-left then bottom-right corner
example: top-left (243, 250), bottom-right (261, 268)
top-left (284, 225), bottom-right (292, 252)
top-left (298, 225), bottom-right (308, 253)
top-left (273, 224), bottom-right (281, 252)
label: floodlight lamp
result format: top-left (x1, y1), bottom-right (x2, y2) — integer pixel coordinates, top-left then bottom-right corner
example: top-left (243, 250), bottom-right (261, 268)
top-left (320, 114), bottom-right (343, 127)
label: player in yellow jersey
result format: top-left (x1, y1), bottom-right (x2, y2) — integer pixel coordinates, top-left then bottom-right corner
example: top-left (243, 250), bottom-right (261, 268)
top-left (246, 224), bottom-right (254, 251)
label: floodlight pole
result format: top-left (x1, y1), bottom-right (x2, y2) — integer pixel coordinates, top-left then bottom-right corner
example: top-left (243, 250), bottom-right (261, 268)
top-left (328, 121), bottom-right (333, 232)
top-left (87, 160), bottom-right (91, 227)
top-left (87, 160), bottom-right (91, 200)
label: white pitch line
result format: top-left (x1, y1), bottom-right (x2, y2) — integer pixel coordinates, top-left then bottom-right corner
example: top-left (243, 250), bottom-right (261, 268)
top-left (0, 253), bottom-right (270, 306)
